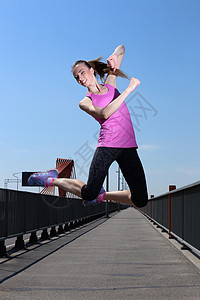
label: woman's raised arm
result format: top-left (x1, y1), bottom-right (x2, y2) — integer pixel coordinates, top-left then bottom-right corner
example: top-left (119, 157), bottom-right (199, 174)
top-left (105, 45), bottom-right (125, 87)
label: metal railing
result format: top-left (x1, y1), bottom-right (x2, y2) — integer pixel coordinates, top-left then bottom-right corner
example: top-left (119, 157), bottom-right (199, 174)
top-left (139, 181), bottom-right (200, 256)
top-left (0, 188), bottom-right (124, 256)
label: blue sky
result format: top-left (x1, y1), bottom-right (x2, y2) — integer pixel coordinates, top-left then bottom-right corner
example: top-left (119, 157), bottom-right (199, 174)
top-left (0, 0), bottom-right (200, 196)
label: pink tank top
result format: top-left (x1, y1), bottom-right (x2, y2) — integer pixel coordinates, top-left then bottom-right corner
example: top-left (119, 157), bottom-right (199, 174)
top-left (86, 84), bottom-right (138, 148)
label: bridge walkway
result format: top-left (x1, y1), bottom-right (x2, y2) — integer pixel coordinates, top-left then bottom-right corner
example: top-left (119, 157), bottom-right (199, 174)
top-left (0, 207), bottom-right (199, 299)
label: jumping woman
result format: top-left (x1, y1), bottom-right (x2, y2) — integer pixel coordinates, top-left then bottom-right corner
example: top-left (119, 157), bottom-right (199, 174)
top-left (28, 45), bottom-right (148, 208)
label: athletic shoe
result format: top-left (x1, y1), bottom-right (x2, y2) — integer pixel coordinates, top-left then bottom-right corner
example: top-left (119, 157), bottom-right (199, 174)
top-left (83, 187), bottom-right (106, 207)
top-left (28, 169), bottom-right (58, 188)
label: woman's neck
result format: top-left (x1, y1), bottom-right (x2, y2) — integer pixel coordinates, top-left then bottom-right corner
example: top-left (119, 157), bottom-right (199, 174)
top-left (87, 81), bottom-right (105, 94)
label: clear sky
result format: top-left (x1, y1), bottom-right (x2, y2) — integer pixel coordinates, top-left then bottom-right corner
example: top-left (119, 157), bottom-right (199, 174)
top-left (0, 0), bottom-right (200, 196)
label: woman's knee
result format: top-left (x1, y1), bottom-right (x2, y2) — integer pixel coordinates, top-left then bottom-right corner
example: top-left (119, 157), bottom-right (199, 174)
top-left (81, 185), bottom-right (101, 201)
top-left (131, 192), bottom-right (148, 208)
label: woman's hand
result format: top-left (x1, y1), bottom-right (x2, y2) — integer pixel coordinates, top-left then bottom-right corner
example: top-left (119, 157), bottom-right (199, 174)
top-left (107, 54), bottom-right (118, 71)
top-left (126, 77), bottom-right (141, 93)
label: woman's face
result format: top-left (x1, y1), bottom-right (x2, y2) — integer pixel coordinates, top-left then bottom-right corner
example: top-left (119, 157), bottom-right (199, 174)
top-left (73, 63), bottom-right (94, 87)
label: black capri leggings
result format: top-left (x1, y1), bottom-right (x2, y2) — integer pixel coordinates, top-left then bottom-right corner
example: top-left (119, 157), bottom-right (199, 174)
top-left (81, 147), bottom-right (148, 208)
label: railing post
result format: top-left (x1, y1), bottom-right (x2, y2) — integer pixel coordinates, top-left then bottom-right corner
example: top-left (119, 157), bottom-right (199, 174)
top-left (169, 185), bottom-right (176, 239)
top-left (15, 235), bottom-right (25, 250)
top-left (105, 170), bottom-right (109, 218)
top-left (50, 226), bottom-right (57, 237)
top-left (41, 228), bottom-right (49, 240)
top-left (64, 222), bottom-right (70, 231)
top-left (150, 195), bottom-right (154, 220)
top-left (28, 231), bottom-right (39, 245)
top-left (0, 240), bottom-right (7, 257)
top-left (117, 166), bottom-right (120, 212)
top-left (58, 225), bottom-right (64, 234)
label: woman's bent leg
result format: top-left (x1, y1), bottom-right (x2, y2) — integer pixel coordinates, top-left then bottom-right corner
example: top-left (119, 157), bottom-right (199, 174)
top-left (81, 147), bottom-right (118, 201)
top-left (53, 147), bottom-right (117, 201)
top-left (104, 190), bottom-right (133, 205)
top-left (116, 148), bottom-right (148, 208)
top-left (52, 178), bottom-right (85, 198)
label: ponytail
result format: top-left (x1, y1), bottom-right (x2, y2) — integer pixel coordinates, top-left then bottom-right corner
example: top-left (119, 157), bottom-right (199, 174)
top-left (72, 57), bottom-right (129, 82)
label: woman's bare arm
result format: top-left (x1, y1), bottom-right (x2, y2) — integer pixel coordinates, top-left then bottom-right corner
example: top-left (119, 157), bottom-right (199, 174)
top-left (105, 45), bottom-right (125, 88)
top-left (79, 77), bottom-right (140, 120)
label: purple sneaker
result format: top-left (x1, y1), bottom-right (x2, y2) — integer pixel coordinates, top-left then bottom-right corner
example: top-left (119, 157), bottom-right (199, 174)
top-left (28, 169), bottom-right (58, 187)
top-left (83, 187), bottom-right (106, 207)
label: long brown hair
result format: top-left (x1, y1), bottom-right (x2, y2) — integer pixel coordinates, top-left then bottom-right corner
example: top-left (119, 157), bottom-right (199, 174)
top-left (72, 57), bottom-right (129, 82)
